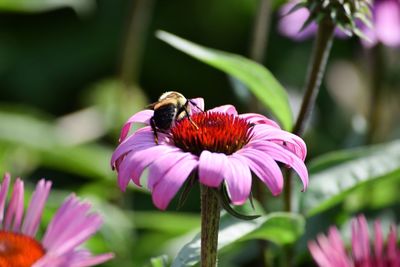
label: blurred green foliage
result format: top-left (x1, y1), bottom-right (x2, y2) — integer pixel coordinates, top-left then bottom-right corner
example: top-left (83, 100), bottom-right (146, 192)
top-left (0, 0), bottom-right (399, 266)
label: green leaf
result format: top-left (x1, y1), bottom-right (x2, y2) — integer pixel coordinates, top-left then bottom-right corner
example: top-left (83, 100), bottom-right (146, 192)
top-left (133, 211), bottom-right (200, 235)
top-left (156, 30), bottom-right (293, 130)
top-left (148, 255), bottom-right (169, 267)
top-left (0, 110), bottom-right (114, 181)
top-left (171, 212), bottom-right (304, 267)
top-left (300, 140), bottom-right (400, 216)
top-left (0, 0), bottom-right (95, 15)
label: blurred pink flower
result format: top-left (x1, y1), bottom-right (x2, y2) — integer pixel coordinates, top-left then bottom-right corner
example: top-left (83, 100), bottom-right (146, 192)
top-left (0, 173), bottom-right (113, 267)
top-left (362, 0), bottom-right (400, 47)
top-left (308, 215), bottom-right (400, 267)
top-left (277, 1), bottom-right (347, 41)
top-left (111, 98), bottom-right (308, 210)
top-left (278, 0), bottom-right (400, 47)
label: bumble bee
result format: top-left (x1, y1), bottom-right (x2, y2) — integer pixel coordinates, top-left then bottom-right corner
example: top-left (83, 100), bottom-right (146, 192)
top-left (148, 91), bottom-right (202, 144)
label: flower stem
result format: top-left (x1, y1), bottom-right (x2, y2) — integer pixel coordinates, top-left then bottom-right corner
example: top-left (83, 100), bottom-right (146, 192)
top-left (284, 20), bottom-right (335, 212)
top-left (200, 185), bottom-right (221, 267)
top-left (293, 20), bottom-right (335, 136)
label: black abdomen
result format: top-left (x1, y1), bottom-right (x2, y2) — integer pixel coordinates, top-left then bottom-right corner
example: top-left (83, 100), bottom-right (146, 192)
top-left (153, 104), bottom-right (176, 130)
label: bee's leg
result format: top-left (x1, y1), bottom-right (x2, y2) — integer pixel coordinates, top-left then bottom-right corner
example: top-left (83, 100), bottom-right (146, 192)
top-left (184, 107), bottom-right (199, 129)
top-left (150, 117), bottom-right (159, 144)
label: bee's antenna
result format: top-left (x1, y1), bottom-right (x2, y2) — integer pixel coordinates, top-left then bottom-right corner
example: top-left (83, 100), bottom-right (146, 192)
top-left (189, 99), bottom-right (204, 113)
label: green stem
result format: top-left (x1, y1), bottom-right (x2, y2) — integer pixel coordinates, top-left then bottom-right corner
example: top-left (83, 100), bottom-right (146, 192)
top-left (200, 185), bottom-right (221, 267)
top-left (284, 20), bottom-right (335, 213)
top-left (293, 21), bottom-right (335, 136)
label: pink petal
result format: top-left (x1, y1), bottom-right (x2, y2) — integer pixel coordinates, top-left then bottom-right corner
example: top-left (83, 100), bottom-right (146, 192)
top-left (236, 148), bottom-right (283, 195)
top-left (21, 179), bottom-right (52, 236)
top-left (111, 127), bottom-right (157, 169)
top-left (208, 104), bottom-right (238, 115)
top-left (327, 227), bottom-right (352, 266)
top-left (43, 195), bottom-right (101, 254)
top-left (151, 156), bottom-right (198, 210)
top-left (147, 151), bottom-right (196, 191)
top-left (42, 195), bottom-right (90, 248)
top-left (119, 109), bottom-right (154, 142)
top-left (0, 173), bottom-right (11, 224)
top-left (50, 214), bottom-right (102, 255)
top-left (198, 151), bottom-right (228, 187)
top-left (250, 141), bottom-right (308, 191)
top-left (4, 178), bottom-right (24, 232)
top-left (327, 227), bottom-right (347, 257)
top-left (117, 144), bottom-right (180, 190)
top-left (374, 0), bottom-right (400, 47)
top-left (351, 215), bottom-right (371, 263)
top-left (251, 124), bottom-right (307, 160)
top-left (278, 2), bottom-right (318, 41)
top-left (308, 240), bottom-right (333, 267)
top-left (239, 113), bottom-right (281, 128)
top-left (387, 225), bottom-right (398, 262)
top-left (316, 233), bottom-right (351, 267)
top-left (224, 156), bottom-right (252, 205)
top-left (69, 253), bottom-right (115, 267)
top-left (189, 97), bottom-right (205, 113)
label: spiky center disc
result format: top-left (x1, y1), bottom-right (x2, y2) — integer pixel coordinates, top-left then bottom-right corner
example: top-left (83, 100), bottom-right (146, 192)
top-left (171, 112), bottom-right (252, 155)
top-left (0, 231), bottom-right (45, 267)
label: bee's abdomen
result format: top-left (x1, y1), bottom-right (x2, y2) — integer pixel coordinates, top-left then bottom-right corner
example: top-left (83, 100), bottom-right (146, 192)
top-left (153, 104), bottom-right (176, 130)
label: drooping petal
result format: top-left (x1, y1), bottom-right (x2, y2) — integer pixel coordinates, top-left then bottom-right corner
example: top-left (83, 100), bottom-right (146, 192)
top-left (239, 113), bottom-right (280, 128)
top-left (236, 148), bottom-right (283, 195)
top-left (250, 124), bottom-right (307, 160)
top-left (198, 151), bottom-right (228, 187)
top-left (224, 156), bottom-right (252, 205)
top-left (151, 156), bottom-right (198, 210)
top-left (250, 141), bottom-right (308, 191)
top-left (147, 151), bottom-right (196, 191)
top-left (117, 144), bottom-right (181, 190)
top-left (208, 104), bottom-right (238, 115)
top-left (111, 127), bottom-right (155, 168)
top-left (119, 109), bottom-right (154, 142)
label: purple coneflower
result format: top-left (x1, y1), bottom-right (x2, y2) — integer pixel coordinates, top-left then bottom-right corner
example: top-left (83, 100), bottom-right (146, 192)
top-left (278, 0), bottom-right (400, 48)
top-left (111, 98), bottom-right (308, 210)
top-left (0, 173), bottom-right (113, 267)
top-left (309, 215), bottom-right (400, 267)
